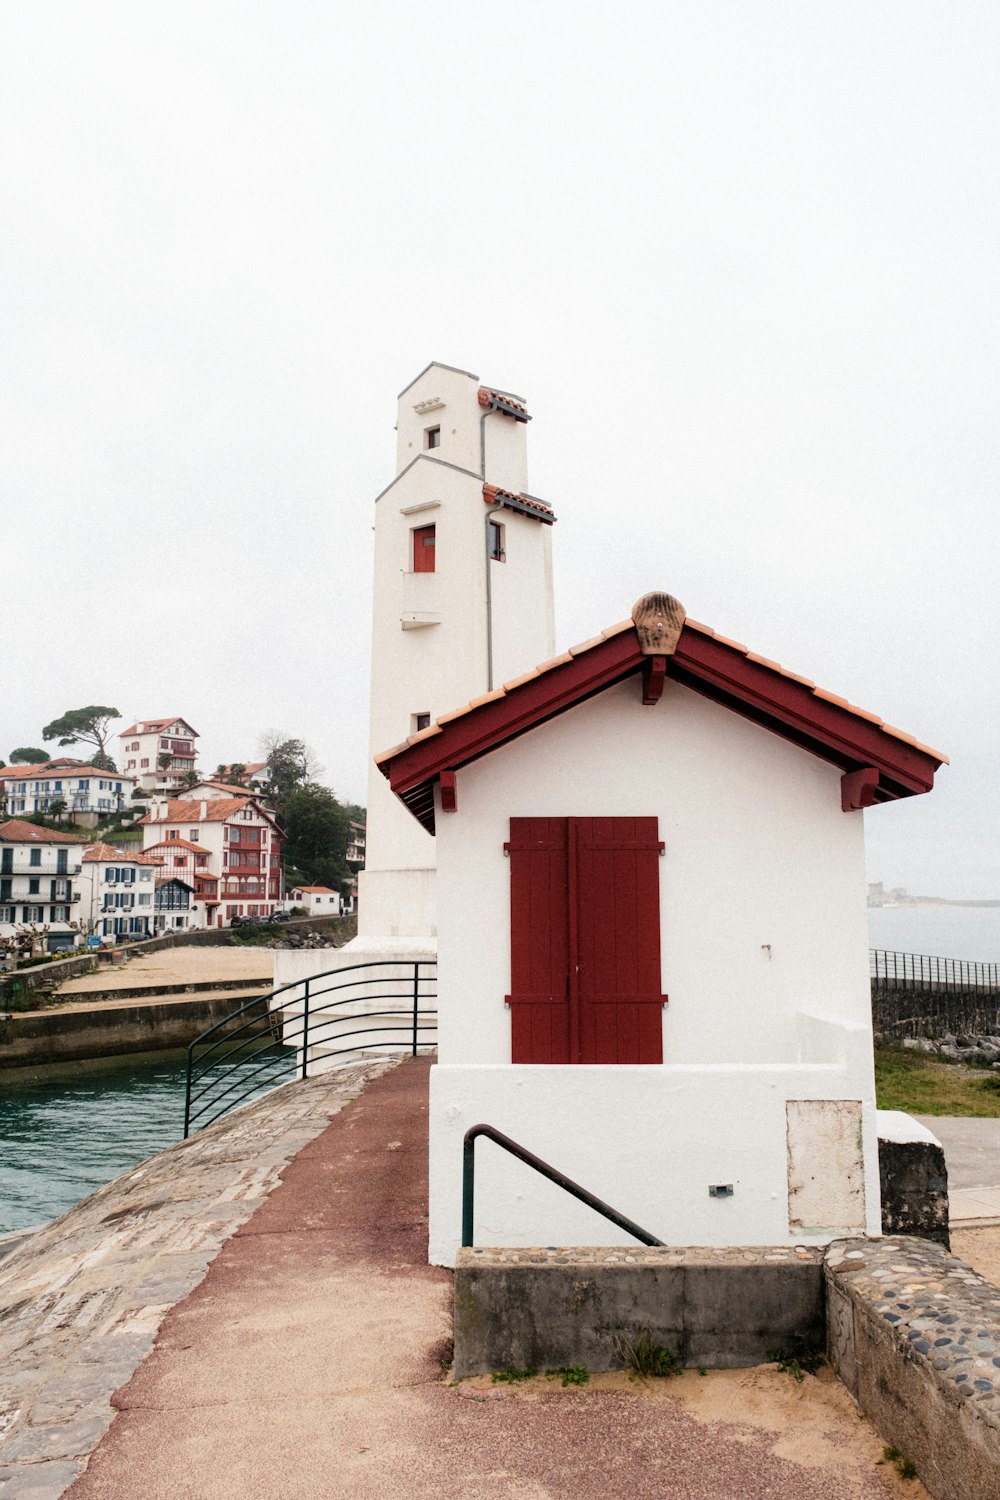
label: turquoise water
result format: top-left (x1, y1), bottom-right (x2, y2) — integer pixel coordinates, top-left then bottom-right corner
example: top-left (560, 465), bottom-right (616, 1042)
top-left (0, 1051), bottom-right (294, 1236)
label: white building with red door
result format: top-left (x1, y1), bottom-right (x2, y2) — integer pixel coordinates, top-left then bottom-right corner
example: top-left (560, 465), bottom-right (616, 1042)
top-left (376, 593), bottom-right (946, 1265)
top-left (139, 797), bottom-right (283, 927)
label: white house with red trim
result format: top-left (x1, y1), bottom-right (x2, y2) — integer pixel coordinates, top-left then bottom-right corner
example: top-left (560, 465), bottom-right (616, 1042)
top-left (376, 592), bottom-right (946, 1265)
top-left (139, 797), bottom-right (283, 927)
top-left (119, 717), bottom-right (199, 795)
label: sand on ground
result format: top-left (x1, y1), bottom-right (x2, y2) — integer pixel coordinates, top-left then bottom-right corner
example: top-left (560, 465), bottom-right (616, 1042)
top-left (55, 945), bottom-right (275, 994)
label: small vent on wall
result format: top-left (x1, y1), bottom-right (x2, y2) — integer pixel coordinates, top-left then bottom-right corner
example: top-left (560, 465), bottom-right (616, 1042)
top-left (413, 398), bottom-right (445, 415)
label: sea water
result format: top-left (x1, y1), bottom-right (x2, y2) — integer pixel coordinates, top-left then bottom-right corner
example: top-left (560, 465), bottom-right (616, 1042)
top-left (867, 905), bottom-right (1000, 964)
top-left (0, 1051), bottom-right (293, 1236)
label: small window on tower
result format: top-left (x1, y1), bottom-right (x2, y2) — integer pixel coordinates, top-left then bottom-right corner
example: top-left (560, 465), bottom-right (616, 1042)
top-left (425, 426), bottom-right (440, 450)
top-left (489, 519), bottom-right (505, 562)
top-left (412, 524), bottom-right (436, 573)
top-left (412, 712), bottom-right (431, 734)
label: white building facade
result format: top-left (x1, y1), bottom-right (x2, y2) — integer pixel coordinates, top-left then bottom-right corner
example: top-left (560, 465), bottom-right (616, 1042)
top-left (1, 764), bottom-right (134, 826)
top-left (78, 843), bottom-right (160, 940)
top-left (140, 797), bottom-right (282, 927)
top-left (376, 595), bottom-right (946, 1265)
top-left (0, 820), bottom-right (87, 950)
top-left (275, 362), bottom-right (556, 1001)
top-left (119, 718), bottom-right (199, 795)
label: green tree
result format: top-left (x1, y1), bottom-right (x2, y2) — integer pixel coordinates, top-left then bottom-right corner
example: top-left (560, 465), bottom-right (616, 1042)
top-left (281, 784), bottom-right (350, 891)
top-left (48, 798), bottom-right (67, 821)
top-left (181, 769), bottom-right (200, 789)
top-left (9, 747), bottom-right (49, 764)
top-left (157, 751), bottom-right (172, 771)
top-left (259, 732), bottom-right (324, 809)
top-left (42, 706), bottom-right (121, 769)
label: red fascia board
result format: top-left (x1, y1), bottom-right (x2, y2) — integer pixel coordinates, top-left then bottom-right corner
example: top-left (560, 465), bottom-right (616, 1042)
top-left (383, 626), bottom-right (942, 832)
top-left (670, 632), bottom-right (939, 796)
top-left (386, 631), bottom-right (642, 801)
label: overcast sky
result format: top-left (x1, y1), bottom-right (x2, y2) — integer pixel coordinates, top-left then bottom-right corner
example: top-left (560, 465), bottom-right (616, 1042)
top-left (2, 2), bottom-right (997, 898)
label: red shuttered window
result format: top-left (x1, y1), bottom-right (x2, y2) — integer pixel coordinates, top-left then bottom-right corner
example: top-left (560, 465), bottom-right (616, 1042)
top-left (506, 816), bottom-right (667, 1064)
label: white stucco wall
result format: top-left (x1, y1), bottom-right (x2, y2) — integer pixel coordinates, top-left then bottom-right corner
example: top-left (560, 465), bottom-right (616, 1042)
top-left (428, 675), bottom-right (881, 1263)
top-left (361, 366), bottom-right (553, 941)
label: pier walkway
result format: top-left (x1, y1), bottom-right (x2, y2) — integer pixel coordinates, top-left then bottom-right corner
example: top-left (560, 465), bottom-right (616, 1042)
top-left (0, 1059), bottom-right (939, 1499)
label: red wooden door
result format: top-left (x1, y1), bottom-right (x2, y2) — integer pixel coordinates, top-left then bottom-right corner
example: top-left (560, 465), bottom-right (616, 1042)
top-left (413, 524), bottom-right (436, 573)
top-left (506, 816), bottom-right (666, 1064)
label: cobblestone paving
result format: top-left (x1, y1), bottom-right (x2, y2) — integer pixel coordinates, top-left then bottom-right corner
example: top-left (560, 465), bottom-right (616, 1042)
top-left (827, 1235), bottom-right (1000, 1431)
top-left (0, 1060), bottom-right (393, 1500)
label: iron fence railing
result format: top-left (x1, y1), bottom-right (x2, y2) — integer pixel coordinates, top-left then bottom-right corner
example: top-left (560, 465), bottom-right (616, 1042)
top-left (183, 959), bottom-right (436, 1137)
top-left (870, 948), bottom-right (1000, 993)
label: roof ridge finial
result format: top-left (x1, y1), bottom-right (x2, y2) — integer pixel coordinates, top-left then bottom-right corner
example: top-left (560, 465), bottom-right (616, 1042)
top-left (631, 592), bottom-right (686, 656)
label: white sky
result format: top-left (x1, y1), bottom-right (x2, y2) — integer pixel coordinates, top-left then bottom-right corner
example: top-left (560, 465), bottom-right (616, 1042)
top-left (2, 2), bottom-right (997, 896)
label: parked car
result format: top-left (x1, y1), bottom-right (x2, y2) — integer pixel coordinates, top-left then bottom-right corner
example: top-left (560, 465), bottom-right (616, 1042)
top-left (271, 910), bottom-right (292, 923)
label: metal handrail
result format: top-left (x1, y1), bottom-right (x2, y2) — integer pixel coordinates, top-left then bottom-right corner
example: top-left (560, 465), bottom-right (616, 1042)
top-left (183, 959), bottom-right (436, 1136)
top-left (462, 1123), bottom-right (663, 1249)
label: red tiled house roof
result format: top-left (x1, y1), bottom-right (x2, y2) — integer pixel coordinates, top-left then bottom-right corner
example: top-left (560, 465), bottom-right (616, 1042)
top-left (376, 595), bottom-right (947, 834)
top-left (0, 819), bottom-right (89, 844)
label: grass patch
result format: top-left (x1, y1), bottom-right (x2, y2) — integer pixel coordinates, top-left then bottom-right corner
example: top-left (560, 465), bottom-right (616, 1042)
top-left (874, 1045), bottom-right (1000, 1117)
top-left (546, 1365), bottom-right (589, 1387)
top-left (491, 1367), bottom-right (537, 1384)
top-left (614, 1329), bottom-right (682, 1379)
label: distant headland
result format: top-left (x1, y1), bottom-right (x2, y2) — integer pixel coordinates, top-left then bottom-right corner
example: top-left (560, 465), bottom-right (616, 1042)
top-left (868, 882), bottom-right (1000, 909)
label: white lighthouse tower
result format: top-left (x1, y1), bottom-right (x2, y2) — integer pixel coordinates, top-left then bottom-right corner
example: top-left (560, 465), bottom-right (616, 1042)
top-left (358, 360), bottom-right (556, 950)
top-left (272, 361), bottom-right (556, 1002)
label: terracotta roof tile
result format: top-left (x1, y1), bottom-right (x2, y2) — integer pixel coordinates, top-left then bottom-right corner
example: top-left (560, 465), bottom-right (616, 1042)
top-left (83, 842), bottom-right (163, 865)
top-left (478, 386), bottom-right (530, 420)
top-left (501, 667), bottom-right (542, 691)
top-left (376, 597), bottom-right (949, 773)
top-left (406, 724), bottom-right (443, 747)
top-left (143, 837), bottom-right (207, 856)
top-left (0, 819), bottom-right (88, 844)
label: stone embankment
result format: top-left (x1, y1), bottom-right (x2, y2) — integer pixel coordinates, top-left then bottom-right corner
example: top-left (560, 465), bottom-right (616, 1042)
top-left (0, 1059), bottom-right (393, 1498)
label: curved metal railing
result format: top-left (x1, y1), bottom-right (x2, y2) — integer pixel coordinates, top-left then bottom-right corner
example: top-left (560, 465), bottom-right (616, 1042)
top-left (183, 960), bottom-right (436, 1136)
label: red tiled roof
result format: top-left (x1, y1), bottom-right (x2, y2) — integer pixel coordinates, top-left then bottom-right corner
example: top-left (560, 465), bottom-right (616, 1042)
top-left (0, 819), bottom-right (88, 845)
top-left (119, 717), bottom-right (199, 738)
top-left (483, 484), bottom-right (556, 524)
top-left (189, 781), bottom-right (255, 797)
top-left (138, 798), bottom-right (283, 834)
top-left (478, 386), bottom-right (531, 421)
top-left (293, 886), bottom-right (335, 894)
top-left (376, 597), bottom-right (947, 833)
top-left (83, 842), bottom-right (164, 865)
top-left (143, 837), bottom-right (206, 856)
top-left (1, 764), bottom-right (128, 783)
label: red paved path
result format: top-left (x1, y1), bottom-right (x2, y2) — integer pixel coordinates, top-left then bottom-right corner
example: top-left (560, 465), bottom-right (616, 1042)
top-left (66, 1059), bottom-right (906, 1499)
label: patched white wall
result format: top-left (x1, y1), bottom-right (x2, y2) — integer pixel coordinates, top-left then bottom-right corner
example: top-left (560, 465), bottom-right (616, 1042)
top-left (428, 674), bottom-right (880, 1261)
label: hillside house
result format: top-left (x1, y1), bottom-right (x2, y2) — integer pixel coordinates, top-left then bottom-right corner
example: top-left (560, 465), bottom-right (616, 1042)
top-left (139, 797), bottom-right (284, 926)
top-left (0, 820), bottom-right (87, 951)
top-left (376, 592), bottom-right (946, 1265)
top-left (0, 764), bottom-right (134, 826)
top-left (79, 843), bottom-right (162, 940)
top-left (119, 717), bottom-right (199, 795)
top-left (288, 886), bottom-right (341, 915)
